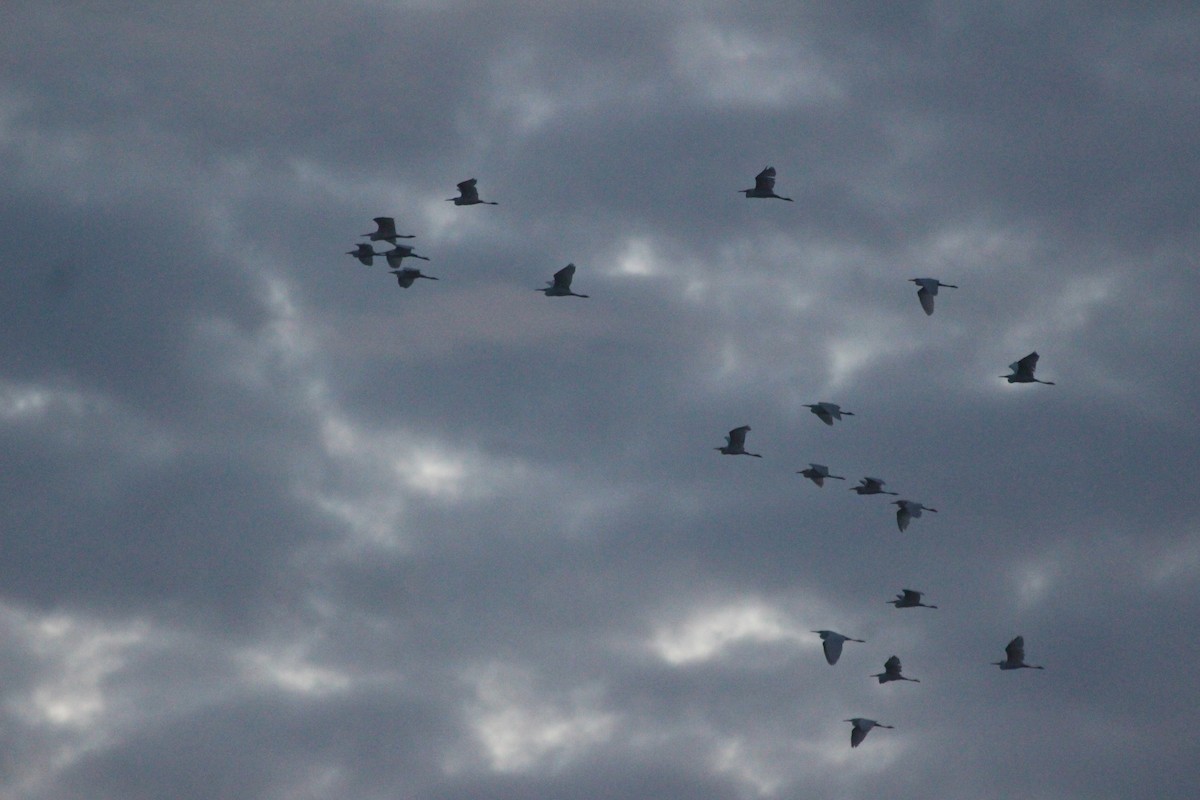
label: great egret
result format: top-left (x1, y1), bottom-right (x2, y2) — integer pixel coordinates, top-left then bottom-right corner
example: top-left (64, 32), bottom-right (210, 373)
top-left (993, 636), bottom-right (1044, 670)
top-left (390, 268), bottom-right (438, 288)
top-left (813, 630), bottom-right (864, 665)
top-left (1002, 352), bottom-right (1055, 385)
top-left (447, 178), bottom-right (498, 206)
top-left (873, 655), bottom-right (919, 684)
top-left (362, 216), bottom-right (414, 242)
top-left (888, 589), bottom-right (937, 609)
top-left (798, 464), bottom-right (846, 487)
top-left (715, 425), bottom-right (761, 457)
top-left (740, 166), bottom-right (793, 201)
top-left (382, 243), bottom-right (429, 268)
top-left (892, 500), bottom-right (937, 531)
top-left (346, 243), bottom-right (380, 266)
top-left (538, 264), bottom-right (589, 297)
top-left (845, 718), bottom-right (893, 748)
top-left (909, 278), bottom-right (957, 315)
top-left (851, 477), bottom-right (898, 496)
top-left (805, 402), bottom-right (854, 426)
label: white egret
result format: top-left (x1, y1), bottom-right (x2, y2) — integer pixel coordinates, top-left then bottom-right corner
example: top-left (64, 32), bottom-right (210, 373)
top-left (851, 477), bottom-right (898, 496)
top-left (739, 166), bottom-right (793, 201)
top-left (873, 655), bottom-right (919, 684)
top-left (909, 278), bottom-right (957, 315)
top-left (993, 636), bottom-right (1044, 670)
top-left (797, 464), bottom-right (846, 487)
top-left (805, 402), bottom-right (854, 426)
top-left (715, 425), bottom-right (761, 457)
top-left (892, 499), bottom-right (937, 531)
top-left (362, 216), bottom-right (414, 242)
top-left (888, 589), bottom-right (937, 609)
top-left (382, 244), bottom-right (430, 268)
top-left (538, 264), bottom-right (589, 298)
top-left (1002, 352), bottom-right (1055, 385)
top-left (390, 268), bottom-right (438, 288)
top-left (813, 630), bottom-right (864, 665)
top-left (346, 243), bottom-right (380, 266)
top-left (446, 178), bottom-right (498, 206)
top-left (845, 718), bottom-right (893, 748)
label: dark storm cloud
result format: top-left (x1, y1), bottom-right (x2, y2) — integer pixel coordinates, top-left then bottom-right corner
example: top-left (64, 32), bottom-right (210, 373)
top-left (2, 2), bottom-right (1199, 799)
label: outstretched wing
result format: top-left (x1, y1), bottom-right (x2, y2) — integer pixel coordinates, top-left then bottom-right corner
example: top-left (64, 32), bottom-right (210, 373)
top-left (1015, 352), bottom-right (1039, 375)
top-left (850, 725), bottom-right (868, 748)
top-left (822, 636), bottom-right (844, 665)
top-left (917, 286), bottom-right (935, 315)
top-left (1006, 636), bottom-right (1025, 663)
top-left (373, 217), bottom-right (397, 237)
top-left (391, 269), bottom-right (417, 288)
top-left (884, 655), bottom-right (902, 675)
top-left (727, 425), bottom-right (750, 450)
top-left (456, 178), bottom-right (480, 201)
top-left (552, 263), bottom-right (576, 291)
top-left (754, 166), bottom-right (776, 192)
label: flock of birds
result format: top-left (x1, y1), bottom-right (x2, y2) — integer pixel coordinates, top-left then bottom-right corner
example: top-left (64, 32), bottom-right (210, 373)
top-left (347, 167), bottom-right (1052, 750)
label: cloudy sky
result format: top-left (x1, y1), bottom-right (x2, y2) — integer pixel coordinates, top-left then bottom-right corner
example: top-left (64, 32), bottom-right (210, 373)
top-left (2, 2), bottom-right (1199, 798)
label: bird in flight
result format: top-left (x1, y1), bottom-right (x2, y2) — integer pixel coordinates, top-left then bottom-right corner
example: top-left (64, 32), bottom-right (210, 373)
top-left (892, 499), bottom-right (937, 532)
top-left (851, 477), bottom-right (899, 496)
top-left (845, 718), bottom-right (893, 748)
top-left (362, 216), bottom-right (415, 243)
top-left (390, 268), bottom-right (438, 288)
top-left (740, 166), bottom-right (793, 201)
top-left (447, 178), bottom-right (498, 206)
top-left (538, 263), bottom-right (589, 298)
top-left (346, 243), bottom-right (381, 266)
top-left (813, 630), bottom-right (865, 665)
top-left (1002, 352), bottom-right (1055, 385)
top-left (382, 243), bottom-right (429, 268)
top-left (888, 589), bottom-right (938, 609)
top-left (804, 402), bottom-right (854, 426)
top-left (873, 655), bottom-right (919, 684)
top-left (797, 463), bottom-right (847, 487)
top-left (909, 278), bottom-right (958, 316)
top-left (993, 636), bottom-right (1044, 670)
top-left (715, 425), bottom-right (761, 457)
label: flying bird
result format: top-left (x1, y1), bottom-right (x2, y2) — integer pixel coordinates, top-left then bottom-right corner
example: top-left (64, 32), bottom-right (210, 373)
top-left (845, 718), bottom-right (893, 748)
top-left (446, 178), bottom-right (498, 206)
top-left (804, 402), bottom-right (854, 426)
top-left (1002, 352), bottom-right (1055, 385)
top-left (715, 425), bottom-right (761, 457)
top-left (538, 263), bottom-right (589, 297)
top-left (797, 464), bottom-right (846, 487)
top-left (813, 630), bottom-right (865, 665)
top-left (851, 477), bottom-right (898, 496)
top-left (346, 243), bottom-right (381, 266)
top-left (390, 268), bottom-right (438, 288)
top-left (888, 589), bottom-right (937, 609)
top-left (892, 500), bottom-right (937, 532)
top-left (739, 166), bottom-right (793, 201)
top-left (873, 655), bottom-right (919, 684)
top-left (993, 636), bottom-right (1044, 670)
top-left (382, 243), bottom-right (429, 268)
top-left (909, 278), bottom-right (957, 316)
top-left (362, 216), bottom-right (414, 242)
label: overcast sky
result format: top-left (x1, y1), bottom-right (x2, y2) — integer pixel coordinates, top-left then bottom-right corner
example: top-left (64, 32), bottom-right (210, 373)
top-left (2, 2), bottom-right (1199, 799)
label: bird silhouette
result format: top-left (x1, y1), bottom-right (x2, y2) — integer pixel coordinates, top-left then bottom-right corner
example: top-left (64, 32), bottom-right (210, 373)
top-left (797, 464), bottom-right (847, 487)
top-left (715, 425), bottom-right (761, 457)
top-left (447, 178), bottom-right (498, 206)
top-left (892, 500), bottom-right (937, 531)
top-left (851, 477), bottom-right (899, 496)
top-left (888, 589), bottom-right (938, 609)
top-left (362, 216), bottom-right (415, 242)
top-left (813, 630), bottom-right (865, 665)
top-left (873, 655), bottom-right (919, 683)
top-left (1002, 352), bottom-right (1055, 384)
top-left (909, 278), bottom-right (957, 315)
top-left (845, 718), bottom-right (893, 748)
top-left (390, 268), bottom-right (438, 288)
top-left (740, 166), bottom-right (793, 201)
top-left (538, 264), bottom-right (589, 297)
top-left (346, 243), bottom-right (381, 266)
top-left (382, 243), bottom-right (430, 268)
top-left (805, 402), bottom-right (854, 426)
top-left (993, 636), bottom-right (1044, 670)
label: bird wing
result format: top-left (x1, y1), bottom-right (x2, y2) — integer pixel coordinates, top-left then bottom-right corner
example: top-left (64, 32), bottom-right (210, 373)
top-left (884, 655), bottom-right (902, 674)
top-left (552, 263), bottom-right (576, 290)
top-left (917, 286), bottom-right (935, 315)
top-left (896, 506), bottom-right (910, 531)
top-left (727, 425), bottom-right (750, 450)
top-left (1006, 636), bottom-right (1025, 663)
top-left (392, 269), bottom-right (417, 288)
top-left (754, 166), bottom-right (776, 191)
top-left (850, 725), bottom-right (868, 748)
top-left (1016, 352), bottom-right (1039, 374)
top-left (373, 217), bottom-right (396, 237)
top-left (901, 589), bottom-right (920, 603)
top-left (821, 635), bottom-right (844, 665)
top-left (812, 406), bottom-right (834, 425)
top-left (457, 178), bottom-right (480, 201)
